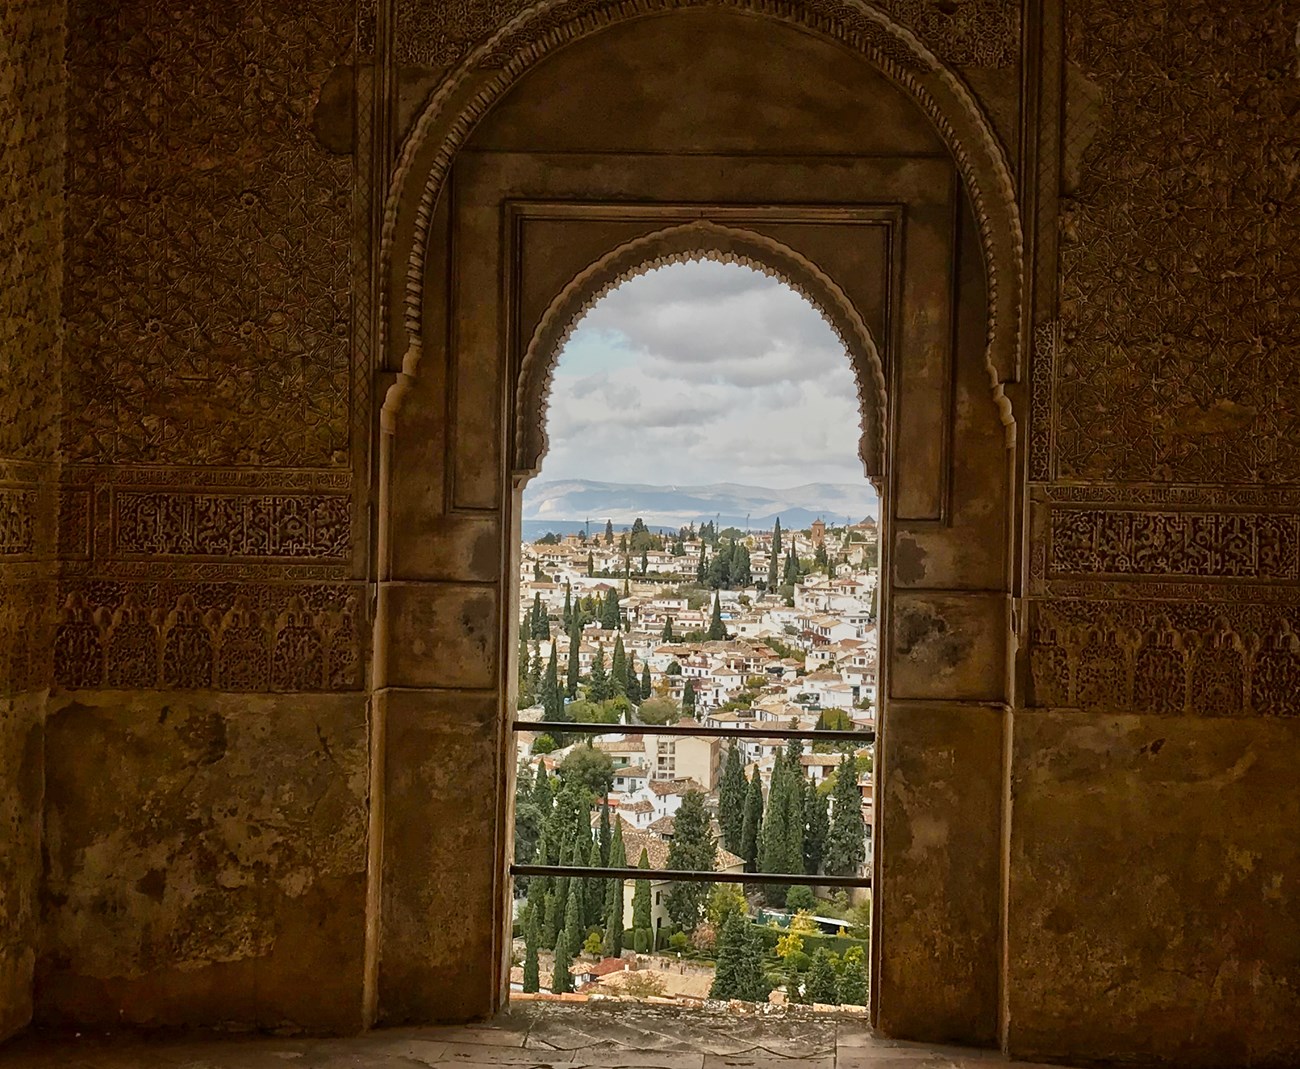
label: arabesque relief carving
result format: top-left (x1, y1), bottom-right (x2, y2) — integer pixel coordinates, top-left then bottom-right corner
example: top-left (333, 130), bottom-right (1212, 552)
top-left (112, 492), bottom-right (351, 560)
top-left (51, 583), bottom-right (364, 692)
top-left (1055, 3), bottom-right (1300, 484)
top-left (395, 0), bottom-right (1019, 69)
top-left (1028, 600), bottom-right (1300, 716)
top-left (1048, 507), bottom-right (1300, 582)
top-left (62, 0), bottom-right (356, 468)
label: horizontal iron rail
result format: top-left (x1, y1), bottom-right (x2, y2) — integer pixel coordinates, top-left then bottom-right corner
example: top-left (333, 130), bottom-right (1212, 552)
top-left (511, 863), bottom-right (870, 888)
top-left (511, 720), bottom-right (874, 743)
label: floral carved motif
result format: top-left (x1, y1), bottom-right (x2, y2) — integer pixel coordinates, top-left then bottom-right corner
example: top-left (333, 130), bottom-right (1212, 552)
top-left (113, 492), bottom-right (352, 561)
top-left (0, 490), bottom-right (37, 556)
top-left (1056, 3), bottom-right (1300, 484)
top-left (51, 582), bottom-right (365, 692)
top-left (1028, 600), bottom-right (1300, 717)
top-left (62, 0), bottom-right (356, 467)
top-left (1049, 508), bottom-right (1300, 582)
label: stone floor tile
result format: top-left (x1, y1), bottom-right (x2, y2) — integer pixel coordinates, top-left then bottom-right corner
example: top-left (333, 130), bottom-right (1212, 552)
top-left (567, 1049), bottom-right (706, 1069)
top-left (434, 1041), bottom-right (576, 1065)
top-left (702, 1053), bottom-right (834, 1069)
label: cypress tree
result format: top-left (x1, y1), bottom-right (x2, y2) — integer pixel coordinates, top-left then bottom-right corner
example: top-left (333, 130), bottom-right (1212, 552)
top-left (562, 582), bottom-right (572, 630)
top-left (768, 518), bottom-right (783, 587)
top-left (526, 829), bottom-right (549, 930)
top-left (740, 770), bottom-right (763, 872)
top-left (783, 549), bottom-right (799, 586)
top-left (587, 551), bottom-right (594, 576)
top-left (696, 545), bottom-right (707, 585)
top-left (528, 643), bottom-right (542, 697)
top-left (598, 800), bottom-right (612, 866)
top-left (664, 791), bottom-right (716, 932)
top-left (640, 548), bottom-right (648, 575)
top-left (522, 909), bottom-right (541, 993)
top-left (759, 751), bottom-right (789, 904)
top-left (661, 616), bottom-right (674, 642)
top-left (517, 631), bottom-right (532, 705)
top-left (718, 744), bottom-right (747, 855)
top-left (682, 677), bottom-right (696, 716)
top-left (531, 592), bottom-right (550, 639)
top-left (588, 647), bottom-right (611, 702)
top-left (631, 847), bottom-right (653, 953)
top-left (584, 837), bottom-right (604, 928)
top-left (564, 874), bottom-right (583, 957)
top-left (566, 615), bottom-right (582, 699)
top-left (803, 777), bottom-right (829, 876)
top-left (601, 588), bottom-right (621, 631)
top-left (542, 644), bottom-right (565, 725)
top-left (611, 636), bottom-right (628, 696)
top-left (530, 764), bottom-right (552, 814)
top-left (640, 663), bottom-right (652, 701)
top-left (625, 652), bottom-right (640, 703)
top-left (709, 912), bottom-right (769, 1003)
top-left (552, 930), bottom-right (573, 994)
top-left (781, 740), bottom-right (805, 878)
top-left (602, 820), bottom-right (627, 957)
top-left (707, 593), bottom-right (727, 641)
top-left (806, 949), bottom-right (840, 1005)
top-left (605, 519), bottom-right (614, 544)
top-left (733, 543), bottom-right (752, 587)
top-left (825, 754), bottom-right (867, 876)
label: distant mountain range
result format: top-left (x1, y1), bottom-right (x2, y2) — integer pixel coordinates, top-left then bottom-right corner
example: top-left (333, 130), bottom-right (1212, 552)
top-left (521, 479), bottom-right (878, 539)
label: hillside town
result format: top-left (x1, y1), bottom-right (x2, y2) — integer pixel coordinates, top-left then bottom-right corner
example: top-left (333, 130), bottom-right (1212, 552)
top-left (511, 516), bottom-right (878, 1005)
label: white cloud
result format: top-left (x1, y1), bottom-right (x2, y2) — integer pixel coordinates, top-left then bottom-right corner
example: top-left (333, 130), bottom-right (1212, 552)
top-left (535, 260), bottom-right (866, 488)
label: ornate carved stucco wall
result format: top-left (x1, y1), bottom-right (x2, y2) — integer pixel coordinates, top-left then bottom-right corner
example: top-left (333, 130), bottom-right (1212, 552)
top-left (1014, 3), bottom-right (1300, 1063)
top-left (0, 0), bottom-right (64, 1041)
top-left (34, 0), bottom-right (374, 1032)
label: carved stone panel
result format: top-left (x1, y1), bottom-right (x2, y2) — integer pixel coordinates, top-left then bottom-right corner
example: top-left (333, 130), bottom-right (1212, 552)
top-left (1056, 4), bottom-right (1300, 484)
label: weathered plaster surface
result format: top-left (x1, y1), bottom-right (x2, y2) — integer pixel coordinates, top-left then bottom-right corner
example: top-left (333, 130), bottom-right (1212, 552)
top-left (37, 690), bottom-right (369, 1032)
top-left (876, 703), bottom-right (1002, 1046)
top-left (0, 696), bottom-right (44, 1041)
top-left (1008, 711), bottom-right (1300, 1067)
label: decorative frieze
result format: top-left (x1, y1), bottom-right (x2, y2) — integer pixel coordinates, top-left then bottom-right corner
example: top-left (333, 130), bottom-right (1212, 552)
top-left (1049, 508), bottom-right (1300, 582)
top-left (52, 582), bottom-right (365, 692)
top-left (1028, 599), bottom-right (1300, 716)
top-left (112, 491), bottom-right (352, 561)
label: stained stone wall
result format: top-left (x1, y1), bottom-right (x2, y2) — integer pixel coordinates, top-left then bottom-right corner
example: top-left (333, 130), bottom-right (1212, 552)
top-left (30, 0), bottom-right (374, 1033)
top-left (1012, 3), bottom-right (1300, 1063)
top-left (0, 0), bottom-right (64, 1042)
top-left (2, 0), bottom-right (1299, 1062)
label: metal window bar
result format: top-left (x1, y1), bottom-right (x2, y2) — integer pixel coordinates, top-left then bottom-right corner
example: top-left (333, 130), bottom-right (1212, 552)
top-left (508, 718), bottom-right (875, 888)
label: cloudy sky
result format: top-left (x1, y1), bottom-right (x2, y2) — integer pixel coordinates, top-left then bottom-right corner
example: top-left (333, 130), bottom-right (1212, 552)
top-left (534, 260), bottom-right (865, 487)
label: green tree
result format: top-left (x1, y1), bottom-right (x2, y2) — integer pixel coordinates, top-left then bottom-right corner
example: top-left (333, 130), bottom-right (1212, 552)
top-left (709, 912), bottom-right (771, 1003)
top-left (632, 847), bottom-right (654, 953)
top-left (640, 662), bottom-right (652, 701)
top-left (561, 582), bottom-right (573, 630)
top-left (640, 548), bottom-right (648, 575)
top-left (588, 647), bottom-right (612, 702)
top-left (786, 884), bottom-right (816, 912)
top-left (768, 518), bottom-right (783, 587)
top-left (517, 632), bottom-right (534, 708)
top-left (605, 519), bottom-right (614, 544)
top-left (551, 930), bottom-right (573, 994)
top-left (598, 800), bottom-right (612, 865)
top-left (682, 677), bottom-right (696, 716)
top-left (564, 873), bottom-right (584, 957)
top-left (566, 616), bottom-right (582, 699)
top-left (803, 778), bottom-right (829, 875)
top-left (707, 882), bottom-right (748, 927)
top-left (638, 696), bottom-right (681, 725)
top-left (718, 744), bottom-right (747, 855)
top-left (733, 542), bottom-right (752, 587)
top-left (661, 616), bottom-right (674, 642)
top-left (838, 946), bottom-right (868, 1006)
top-left (740, 769), bottom-right (763, 872)
top-left (602, 819), bottom-right (627, 957)
top-left (696, 545), bottom-right (707, 585)
top-left (522, 909), bottom-right (541, 993)
top-left (541, 643), bottom-right (565, 726)
top-left (601, 588), bottom-right (621, 631)
top-left (611, 636), bottom-right (628, 696)
top-left (585, 838), bottom-right (606, 927)
top-left (560, 746), bottom-right (614, 799)
top-left (825, 754), bottom-right (866, 876)
top-left (531, 592), bottom-right (551, 640)
top-left (806, 949), bottom-right (840, 1005)
top-left (587, 551), bottom-right (594, 576)
top-left (664, 790), bottom-right (716, 932)
top-left (707, 593), bottom-right (727, 640)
